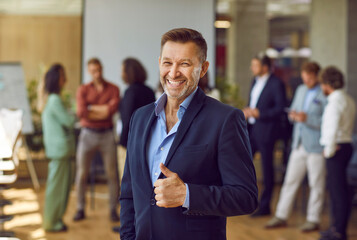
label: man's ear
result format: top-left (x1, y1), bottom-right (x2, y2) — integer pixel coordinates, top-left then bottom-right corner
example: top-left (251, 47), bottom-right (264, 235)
top-left (262, 65), bottom-right (269, 74)
top-left (200, 61), bottom-right (209, 78)
top-left (159, 56), bottom-right (161, 65)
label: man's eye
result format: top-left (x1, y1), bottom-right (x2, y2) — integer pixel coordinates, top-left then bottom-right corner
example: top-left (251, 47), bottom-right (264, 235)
top-left (163, 62), bottom-right (171, 65)
top-left (181, 62), bottom-right (190, 66)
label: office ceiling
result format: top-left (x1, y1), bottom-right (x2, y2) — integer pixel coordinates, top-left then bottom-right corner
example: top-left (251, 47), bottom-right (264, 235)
top-left (218, 0), bottom-right (311, 18)
top-left (0, 0), bottom-right (310, 17)
top-left (0, 0), bottom-right (82, 15)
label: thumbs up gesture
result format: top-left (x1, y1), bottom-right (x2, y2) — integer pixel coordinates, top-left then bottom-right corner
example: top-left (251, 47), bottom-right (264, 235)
top-left (153, 163), bottom-right (187, 208)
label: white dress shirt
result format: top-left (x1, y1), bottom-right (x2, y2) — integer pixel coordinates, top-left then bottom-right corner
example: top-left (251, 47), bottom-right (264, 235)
top-left (248, 73), bottom-right (270, 124)
top-left (320, 89), bottom-right (356, 158)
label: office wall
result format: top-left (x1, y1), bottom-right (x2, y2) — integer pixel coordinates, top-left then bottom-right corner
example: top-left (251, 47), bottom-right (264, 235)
top-left (0, 15), bottom-right (82, 97)
top-left (310, 0), bottom-right (347, 74)
top-left (83, 0), bottom-right (215, 93)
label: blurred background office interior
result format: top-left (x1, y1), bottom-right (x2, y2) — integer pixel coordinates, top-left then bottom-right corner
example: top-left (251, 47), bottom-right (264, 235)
top-left (0, 0), bottom-right (356, 239)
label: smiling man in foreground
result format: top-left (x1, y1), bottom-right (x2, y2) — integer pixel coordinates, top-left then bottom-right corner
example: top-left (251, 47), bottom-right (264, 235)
top-left (119, 28), bottom-right (258, 240)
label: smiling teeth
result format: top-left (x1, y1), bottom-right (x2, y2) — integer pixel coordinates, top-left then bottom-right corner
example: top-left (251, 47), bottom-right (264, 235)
top-left (168, 80), bottom-right (184, 86)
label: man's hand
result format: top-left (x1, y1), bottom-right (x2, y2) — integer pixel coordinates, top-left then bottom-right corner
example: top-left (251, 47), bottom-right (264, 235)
top-left (242, 108), bottom-right (251, 119)
top-left (88, 104), bottom-right (110, 120)
top-left (243, 108), bottom-right (260, 119)
top-left (251, 108), bottom-right (260, 119)
top-left (289, 111), bottom-right (307, 122)
top-left (153, 163), bottom-right (186, 208)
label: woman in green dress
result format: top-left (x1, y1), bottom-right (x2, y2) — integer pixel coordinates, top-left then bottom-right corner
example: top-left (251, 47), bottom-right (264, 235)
top-left (41, 64), bottom-right (75, 232)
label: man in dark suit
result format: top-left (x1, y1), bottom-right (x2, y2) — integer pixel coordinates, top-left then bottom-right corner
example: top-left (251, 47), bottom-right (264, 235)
top-left (119, 28), bottom-right (258, 240)
top-left (243, 55), bottom-right (286, 217)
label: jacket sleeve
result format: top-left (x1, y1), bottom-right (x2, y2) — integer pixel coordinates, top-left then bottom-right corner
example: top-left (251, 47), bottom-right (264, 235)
top-left (185, 109), bottom-right (258, 217)
top-left (304, 111), bottom-right (323, 130)
top-left (119, 114), bottom-right (136, 240)
top-left (320, 100), bottom-right (341, 158)
top-left (50, 95), bottom-right (75, 128)
top-left (304, 93), bottom-right (326, 130)
top-left (258, 79), bottom-right (286, 121)
top-left (108, 86), bottom-right (120, 117)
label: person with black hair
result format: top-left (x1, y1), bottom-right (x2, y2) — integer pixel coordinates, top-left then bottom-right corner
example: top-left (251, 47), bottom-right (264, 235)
top-left (41, 63), bottom-right (75, 232)
top-left (113, 58), bottom-right (155, 233)
top-left (117, 57), bottom-right (155, 181)
top-left (243, 55), bottom-right (286, 217)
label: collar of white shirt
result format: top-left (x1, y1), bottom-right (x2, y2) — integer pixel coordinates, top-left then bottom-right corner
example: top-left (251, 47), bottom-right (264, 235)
top-left (255, 73), bottom-right (270, 83)
top-left (327, 89), bottom-right (343, 102)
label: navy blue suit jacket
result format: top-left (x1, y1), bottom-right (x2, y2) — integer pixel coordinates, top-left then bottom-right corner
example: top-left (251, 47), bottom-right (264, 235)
top-left (120, 88), bottom-right (258, 240)
top-left (248, 74), bottom-right (286, 143)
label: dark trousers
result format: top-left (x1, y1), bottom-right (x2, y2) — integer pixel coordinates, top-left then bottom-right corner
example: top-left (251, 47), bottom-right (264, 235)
top-left (249, 132), bottom-right (276, 212)
top-left (326, 143), bottom-right (353, 237)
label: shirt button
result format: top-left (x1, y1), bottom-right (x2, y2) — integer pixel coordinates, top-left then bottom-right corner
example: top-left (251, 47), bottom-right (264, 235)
top-left (150, 199), bottom-right (156, 206)
top-left (160, 147), bottom-right (164, 151)
top-left (154, 172), bottom-right (158, 176)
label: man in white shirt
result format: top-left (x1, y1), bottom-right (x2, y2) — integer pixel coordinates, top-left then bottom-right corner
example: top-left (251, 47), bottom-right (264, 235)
top-left (265, 62), bottom-right (327, 232)
top-left (319, 66), bottom-right (356, 240)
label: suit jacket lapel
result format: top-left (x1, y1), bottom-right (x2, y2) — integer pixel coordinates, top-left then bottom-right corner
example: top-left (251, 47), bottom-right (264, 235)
top-left (299, 86), bottom-right (308, 111)
top-left (141, 107), bottom-right (157, 186)
top-left (163, 89), bottom-right (205, 169)
top-left (248, 78), bottom-right (256, 106)
top-left (307, 86), bottom-right (322, 112)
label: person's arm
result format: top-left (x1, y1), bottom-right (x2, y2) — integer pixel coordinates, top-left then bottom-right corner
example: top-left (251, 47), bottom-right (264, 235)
top-left (304, 111), bottom-right (323, 130)
top-left (86, 86), bottom-right (120, 121)
top-left (321, 101), bottom-right (341, 158)
top-left (185, 110), bottom-right (258, 216)
top-left (304, 96), bottom-right (326, 130)
top-left (76, 86), bottom-right (89, 119)
top-left (107, 86), bottom-right (120, 117)
top-left (50, 95), bottom-right (75, 128)
top-left (258, 79), bottom-right (286, 120)
top-left (87, 105), bottom-right (110, 120)
top-left (119, 115), bottom-right (136, 240)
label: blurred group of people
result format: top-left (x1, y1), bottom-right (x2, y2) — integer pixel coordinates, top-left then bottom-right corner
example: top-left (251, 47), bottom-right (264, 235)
top-left (39, 49), bottom-right (355, 240)
top-left (244, 55), bottom-right (355, 240)
top-left (40, 57), bottom-right (158, 232)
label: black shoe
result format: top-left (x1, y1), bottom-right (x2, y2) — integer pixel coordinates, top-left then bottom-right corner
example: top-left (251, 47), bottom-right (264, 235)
top-left (320, 228), bottom-right (334, 238)
top-left (250, 208), bottom-right (271, 218)
top-left (73, 210), bottom-right (85, 221)
top-left (319, 229), bottom-right (346, 240)
top-left (46, 224), bottom-right (68, 233)
top-left (110, 209), bottom-right (120, 222)
top-left (112, 226), bottom-right (120, 233)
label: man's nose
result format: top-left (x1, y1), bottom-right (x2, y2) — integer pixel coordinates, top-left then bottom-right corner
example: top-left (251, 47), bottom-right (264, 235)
top-left (168, 65), bottom-right (180, 79)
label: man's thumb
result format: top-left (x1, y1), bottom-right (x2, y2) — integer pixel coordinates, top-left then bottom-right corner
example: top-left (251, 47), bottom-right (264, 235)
top-left (160, 163), bottom-right (175, 178)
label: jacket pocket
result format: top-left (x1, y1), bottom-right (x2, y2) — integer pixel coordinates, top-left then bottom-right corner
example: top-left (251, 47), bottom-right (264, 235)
top-left (177, 144), bottom-right (208, 153)
top-left (186, 215), bottom-right (225, 232)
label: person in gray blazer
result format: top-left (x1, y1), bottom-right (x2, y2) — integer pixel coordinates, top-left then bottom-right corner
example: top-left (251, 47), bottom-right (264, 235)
top-left (266, 62), bottom-right (327, 232)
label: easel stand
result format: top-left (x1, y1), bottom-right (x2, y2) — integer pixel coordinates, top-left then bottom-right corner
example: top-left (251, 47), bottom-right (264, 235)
top-left (22, 135), bottom-right (40, 191)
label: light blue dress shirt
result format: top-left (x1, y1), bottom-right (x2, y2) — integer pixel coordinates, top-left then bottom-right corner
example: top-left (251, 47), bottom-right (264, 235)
top-left (303, 85), bottom-right (319, 111)
top-left (147, 88), bottom-right (198, 208)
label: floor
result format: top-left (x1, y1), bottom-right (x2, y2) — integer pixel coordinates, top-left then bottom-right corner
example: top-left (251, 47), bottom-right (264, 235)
top-left (2, 180), bottom-right (357, 240)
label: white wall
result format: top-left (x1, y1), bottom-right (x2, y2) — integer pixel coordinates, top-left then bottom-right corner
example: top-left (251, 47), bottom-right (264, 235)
top-left (83, 0), bottom-right (215, 94)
